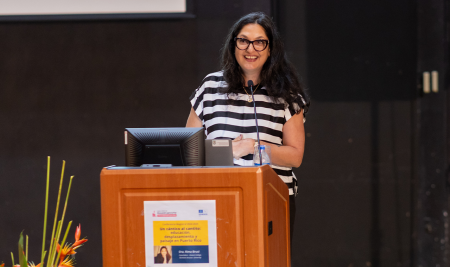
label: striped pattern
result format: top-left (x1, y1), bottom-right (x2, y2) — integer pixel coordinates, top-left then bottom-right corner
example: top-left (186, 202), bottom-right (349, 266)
top-left (190, 71), bottom-right (300, 195)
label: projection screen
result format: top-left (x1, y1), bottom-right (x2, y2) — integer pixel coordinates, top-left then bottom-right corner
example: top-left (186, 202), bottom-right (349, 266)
top-left (0, 0), bottom-right (192, 20)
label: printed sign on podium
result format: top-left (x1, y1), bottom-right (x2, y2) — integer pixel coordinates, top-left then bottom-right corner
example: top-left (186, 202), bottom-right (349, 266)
top-left (144, 200), bottom-right (217, 267)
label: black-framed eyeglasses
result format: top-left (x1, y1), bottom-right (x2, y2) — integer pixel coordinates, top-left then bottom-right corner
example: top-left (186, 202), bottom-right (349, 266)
top-left (234, 37), bottom-right (269, 52)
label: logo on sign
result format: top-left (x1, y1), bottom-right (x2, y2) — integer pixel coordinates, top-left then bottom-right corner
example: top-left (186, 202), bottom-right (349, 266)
top-left (153, 210), bottom-right (177, 217)
top-left (199, 209), bottom-right (208, 216)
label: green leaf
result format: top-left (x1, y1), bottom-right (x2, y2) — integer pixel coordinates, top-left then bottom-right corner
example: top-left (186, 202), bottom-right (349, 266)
top-left (26, 235), bottom-right (29, 262)
top-left (18, 232), bottom-right (27, 267)
top-left (47, 160), bottom-right (66, 267)
top-left (41, 156), bottom-right (51, 266)
top-left (53, 221), bottom-right (72, 267)
top-left (47, 220), bottom-right (62, 267)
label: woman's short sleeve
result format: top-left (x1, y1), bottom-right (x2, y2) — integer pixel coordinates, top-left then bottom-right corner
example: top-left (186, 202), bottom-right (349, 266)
top-left (189, 71), bottom-right (226, 122)
top-left (189, 83), bottom-right (206, 121)
top-left (284, 94), bottom-right (307, 123)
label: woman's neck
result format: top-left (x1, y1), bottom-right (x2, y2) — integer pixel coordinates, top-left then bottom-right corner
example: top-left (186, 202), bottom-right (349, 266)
top-left (243, 72), bottom-right (261, 86)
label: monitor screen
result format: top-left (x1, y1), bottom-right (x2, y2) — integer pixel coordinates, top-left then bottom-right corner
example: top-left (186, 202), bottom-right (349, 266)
top-left (125, 127), bottom-right (205, 167)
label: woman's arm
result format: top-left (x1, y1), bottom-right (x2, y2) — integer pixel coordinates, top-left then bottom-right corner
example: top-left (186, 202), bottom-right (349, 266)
top-left (186, 107), bottom-right (203, 127)
top-left (233, 110), bottom-right (305, 167)
top-left (261, 111), bottom-right (305, 167)
top-left (187, 105), bottom-right (305, 167)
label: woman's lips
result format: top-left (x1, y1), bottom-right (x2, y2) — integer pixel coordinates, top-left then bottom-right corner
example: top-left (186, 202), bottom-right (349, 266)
top-left (244, 55), bottom-right (258, 62)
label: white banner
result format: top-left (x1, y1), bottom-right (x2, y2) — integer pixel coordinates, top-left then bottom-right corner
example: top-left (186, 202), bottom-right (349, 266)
top-left (0, 0), bottom-right (186, 15)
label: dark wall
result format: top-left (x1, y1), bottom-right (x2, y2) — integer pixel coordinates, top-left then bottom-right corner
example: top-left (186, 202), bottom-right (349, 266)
top-left (292, 0), bottom-right (417, 266)
top-left (0, 0), bottom-right (419, 266)
top-left (0, 1), bottom-right (249, 266)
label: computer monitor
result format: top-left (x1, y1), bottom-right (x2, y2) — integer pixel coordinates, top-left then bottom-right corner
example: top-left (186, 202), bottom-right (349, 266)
top-left (125, 127), bottom-right (205, 167)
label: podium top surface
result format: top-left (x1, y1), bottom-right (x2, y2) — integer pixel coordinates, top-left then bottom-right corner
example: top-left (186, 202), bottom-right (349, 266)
top-left (101, 165), bottom-right (274, 174)
top-left (101, 165), bottom-right (278, 177)
top-left (104, 165), bottom-right (261, 170)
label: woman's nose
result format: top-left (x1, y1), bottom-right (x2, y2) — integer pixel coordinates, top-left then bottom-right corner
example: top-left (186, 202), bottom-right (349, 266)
top-left (246, 43), bottom-right (256, 52)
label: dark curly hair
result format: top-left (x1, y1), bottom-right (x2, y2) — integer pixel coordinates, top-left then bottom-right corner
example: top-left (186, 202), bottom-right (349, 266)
top-left (221, 12), bottom-right (309, 115)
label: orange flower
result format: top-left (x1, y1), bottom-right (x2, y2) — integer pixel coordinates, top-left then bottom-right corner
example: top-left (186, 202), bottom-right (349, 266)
top-left (71, 239), bottom-right (88, 252)
top-left (55, 224), bottom-right (88, 265)
top-left (58, 258), bottom-right (74, 267)
top-left (72, 224), bottom-right (88, 250)
top-left (71, 224), bottom-right (88, 254)
top-left (56, 243), bottom-right (76, 262)
top-left (75, 224), bottom-right (81, 242)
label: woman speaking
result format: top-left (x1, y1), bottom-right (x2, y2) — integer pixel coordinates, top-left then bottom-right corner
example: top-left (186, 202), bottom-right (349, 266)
top-left (186, 12), bottom-right (309, 240)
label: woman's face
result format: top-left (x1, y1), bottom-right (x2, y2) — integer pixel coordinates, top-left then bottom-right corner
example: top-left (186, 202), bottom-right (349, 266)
top-left (234, 23), bottom-right (270, 80)
top-left (161, 248), bottom-right (167, 256)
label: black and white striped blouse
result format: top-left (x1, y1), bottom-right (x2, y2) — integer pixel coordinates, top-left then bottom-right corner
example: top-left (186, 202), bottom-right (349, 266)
top-left (190, 71), bottom-right (304, 195)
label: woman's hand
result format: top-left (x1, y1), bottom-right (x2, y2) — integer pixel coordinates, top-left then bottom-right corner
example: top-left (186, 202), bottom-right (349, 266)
top-left (232, 134), bottom-right (255, 159)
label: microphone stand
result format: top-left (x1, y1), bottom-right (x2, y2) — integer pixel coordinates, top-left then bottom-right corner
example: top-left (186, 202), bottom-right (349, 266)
top-left (249, 80), bottom-right (263, 166)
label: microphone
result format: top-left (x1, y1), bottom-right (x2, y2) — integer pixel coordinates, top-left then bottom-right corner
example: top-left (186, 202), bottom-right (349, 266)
top-left (248, 80), bottom-right (262, 165)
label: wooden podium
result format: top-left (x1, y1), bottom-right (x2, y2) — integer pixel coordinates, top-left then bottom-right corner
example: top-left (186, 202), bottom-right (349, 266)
top-left (100, 165), bottom-right (290, 267)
